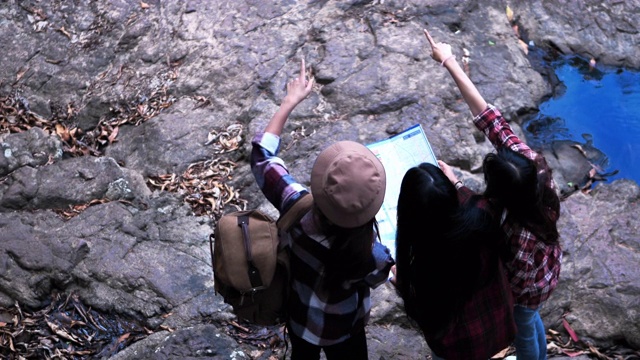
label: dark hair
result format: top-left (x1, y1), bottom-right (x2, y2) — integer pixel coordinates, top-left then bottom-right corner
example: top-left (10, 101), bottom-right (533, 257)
top-left (483, 147), bottom-right (560, 244)
top-left (395, 163), bottom-right (500, 336)
top-left (316, 208), bottom-right (378, 290)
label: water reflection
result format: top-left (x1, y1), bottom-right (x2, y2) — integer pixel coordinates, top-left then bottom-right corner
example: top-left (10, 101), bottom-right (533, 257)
top-left (523, 56), bottom-right (640, 184)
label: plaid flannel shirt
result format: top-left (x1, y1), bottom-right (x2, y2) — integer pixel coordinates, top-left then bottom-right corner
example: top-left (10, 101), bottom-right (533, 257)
top-left (421, 186), bottom-right (516, 360)
top-left (251, 132), bottom-right (393, 346)
top-left (473, 105), bottom-right (562, 308)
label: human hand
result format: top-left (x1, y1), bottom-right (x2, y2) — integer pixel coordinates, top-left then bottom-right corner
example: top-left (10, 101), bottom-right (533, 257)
top-left (438, 160), bottom-right (459, 185)
top-left (283, 58), bottom-right (315, 107)
top-left (389, 265), bottom-right (397, 286)
top-left (423, 29), bottom-right (453, 65)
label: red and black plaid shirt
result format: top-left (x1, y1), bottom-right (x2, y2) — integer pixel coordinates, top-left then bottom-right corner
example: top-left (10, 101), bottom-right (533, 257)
top-left (474, 105), bottom-right (562, 308)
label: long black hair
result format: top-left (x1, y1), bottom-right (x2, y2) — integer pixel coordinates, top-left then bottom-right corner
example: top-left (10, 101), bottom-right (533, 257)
top-left (316, 208), bottom-right (378, 290)
top-left (483, 147), bottom-right (560, 244)
top-left (395, 163), bottom-right (500, 337)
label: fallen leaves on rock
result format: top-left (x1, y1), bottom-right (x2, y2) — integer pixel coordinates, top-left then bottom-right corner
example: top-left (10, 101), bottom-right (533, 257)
top-left (148, 123), bottom-right (247, 220)
top-left (0, 292), bottom-right (150, 359)
top-left (52, 199), bottom-right (136, 220)
top-left (148, 157), bottom-right (246, 218)
top-left (223, 320), bottom-right (287, 358)
top-left (285, 125), bottom-right (314, 151)
top-left (0, 80), bottom-right (175, 158)
top-left (1, 90), bottom-right (248, 221)
top-left (204, 123), bottom-right (243, 153)
top-left (545, 316), bottom-right (640, 360)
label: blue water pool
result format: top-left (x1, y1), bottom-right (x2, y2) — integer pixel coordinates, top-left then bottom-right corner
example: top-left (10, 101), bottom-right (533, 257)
top-left (523, 56), bottom-right (640, 184)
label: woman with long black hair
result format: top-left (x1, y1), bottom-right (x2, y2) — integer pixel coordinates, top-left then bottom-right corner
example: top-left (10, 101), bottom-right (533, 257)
top-left (394, 161), bottom-right (516, 360)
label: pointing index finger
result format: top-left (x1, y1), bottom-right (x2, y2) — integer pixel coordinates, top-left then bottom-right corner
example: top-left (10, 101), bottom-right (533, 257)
top-left (423, 29), bottom-right (437, 48)
top-left (300, 58), bottom-right (306, 81)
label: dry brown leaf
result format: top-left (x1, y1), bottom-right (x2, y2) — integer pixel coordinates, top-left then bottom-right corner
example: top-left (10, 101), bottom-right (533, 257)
top-left (563, 349), bottom-right (587, 357)
top-left (506, 5), bottom-right (514, 22)
top-left (67, 103), bottom-right (75, 117)
top-left (108, 126), bottom-right (119, 144)
top-left (16, 67), bottom-right (29, 82)
top-left (68, 350), bottom-right (93, 355)
top-left (70, 319), bottom-right (87, 327)
top-left (230, 321), bottom-right (250, 333)
top-left (46, 319), bottom-right (83, 344)
top-left (141, 1), bottom-right (150, 9)
top-left (57, 26), bottom-right (72, 39)
top-left (161, 312), bottom-right (173, 319)
top-left (55, 123), bottom-right (70, 142)
top-left (206, 197), bottom-right (218, 209)
top-left (587, 344), bottom-right (609, 359)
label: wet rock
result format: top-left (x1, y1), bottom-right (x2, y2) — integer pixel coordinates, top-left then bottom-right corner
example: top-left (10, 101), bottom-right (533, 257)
top-left (509, 0), bottom-right (640, 68)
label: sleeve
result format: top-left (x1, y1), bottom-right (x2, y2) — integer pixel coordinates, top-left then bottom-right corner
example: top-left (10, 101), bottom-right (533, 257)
top-left (472, 104), bottom-right (537, 161)
top-left (472, 105), bottom-right (555, 191)
top-left (363, 241), bottom-right (395, 288)
top-left (456, 185), bottom-right (476, 204)
top-left (250, 132), bottom-right (309, 213)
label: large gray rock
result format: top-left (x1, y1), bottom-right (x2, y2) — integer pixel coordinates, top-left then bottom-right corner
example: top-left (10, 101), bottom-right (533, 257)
top-left (0, 155), bottom-right (150, 211)
top-left (0, 128), bottom-right (63, 176)
top-left (544, 180), bottom-right (640, 349)
top-left (110, 325), bottom-right (242, 360)
top-left (509, 0), bottom-right (640, 69)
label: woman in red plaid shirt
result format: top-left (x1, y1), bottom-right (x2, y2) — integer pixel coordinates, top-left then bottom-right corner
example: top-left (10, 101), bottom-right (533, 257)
top-left (424, 29), bottom-right (562, 360)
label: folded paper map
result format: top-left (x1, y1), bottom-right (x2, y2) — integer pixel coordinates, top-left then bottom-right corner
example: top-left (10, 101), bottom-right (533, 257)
top-left (366, 124), bottom-right (438, 260)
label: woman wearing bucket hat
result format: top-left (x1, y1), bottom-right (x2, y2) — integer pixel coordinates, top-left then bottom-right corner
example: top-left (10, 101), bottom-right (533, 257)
top-left (251, 59), bottom-right (394, 360)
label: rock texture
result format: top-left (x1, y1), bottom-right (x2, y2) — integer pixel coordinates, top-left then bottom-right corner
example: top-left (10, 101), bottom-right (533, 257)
top-left (1, 0), bottom-right (639, 358)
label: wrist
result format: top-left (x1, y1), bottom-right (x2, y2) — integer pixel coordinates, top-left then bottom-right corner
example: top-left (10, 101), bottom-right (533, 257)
top-left (280, 97), bottom-right (301, 113)
top-left (281, 96), bottom-right (299, 107)
top-left (441, 54), bottom-right (456, 67)
top-left (454, 180), bottom-right (464, 190)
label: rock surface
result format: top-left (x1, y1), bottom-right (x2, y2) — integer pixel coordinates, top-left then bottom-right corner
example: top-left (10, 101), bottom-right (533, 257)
top-left (1, 0), bottom-right (639, 358)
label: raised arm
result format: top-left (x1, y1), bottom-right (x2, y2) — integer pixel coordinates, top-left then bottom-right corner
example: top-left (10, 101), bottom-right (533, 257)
top-left (264, 58), bottom-right (315, 136)
top-left (423, 29), bottom-right (487, 117)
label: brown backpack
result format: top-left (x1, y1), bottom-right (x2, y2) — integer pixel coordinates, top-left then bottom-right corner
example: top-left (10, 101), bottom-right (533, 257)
top-left (211, 194), bottom-right (313, 325)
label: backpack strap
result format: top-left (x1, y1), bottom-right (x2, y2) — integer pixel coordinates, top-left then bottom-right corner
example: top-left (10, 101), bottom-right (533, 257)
top-left (276, 193), bottom-right (314, 233)
top-left (237, 214), bottom-right (265, 290)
